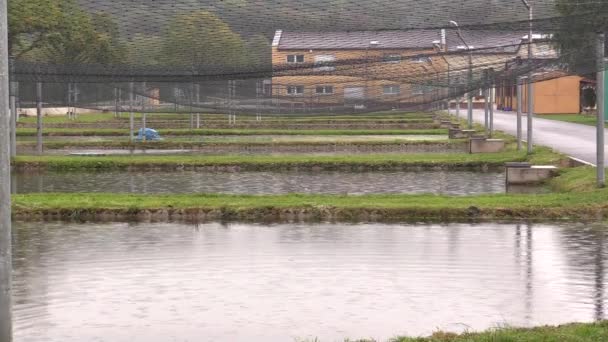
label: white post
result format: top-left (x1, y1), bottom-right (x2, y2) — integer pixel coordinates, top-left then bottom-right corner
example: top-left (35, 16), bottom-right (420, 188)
top-left (0, 0), bottom-right (13, 338)
top-left (597, 32), bottom-right (605, 187)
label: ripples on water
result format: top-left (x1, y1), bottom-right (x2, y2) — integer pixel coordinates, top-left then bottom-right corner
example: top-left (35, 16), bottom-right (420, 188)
top-left (12, 222), bottom-right (608, 342)
top-left (14, 170), bottom-right (506, 195)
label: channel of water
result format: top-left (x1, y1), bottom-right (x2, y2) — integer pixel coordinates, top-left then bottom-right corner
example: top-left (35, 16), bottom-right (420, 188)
top-left (11, 222), bottom-right (607, 342)
top-left (13, 170), bottom-right (507, 195)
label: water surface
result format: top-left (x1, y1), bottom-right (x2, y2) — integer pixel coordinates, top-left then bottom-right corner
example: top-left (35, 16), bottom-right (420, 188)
top-left (12, 222), bottom-right (608, 342)
top-left (14, 170), bottom-right (505, 195)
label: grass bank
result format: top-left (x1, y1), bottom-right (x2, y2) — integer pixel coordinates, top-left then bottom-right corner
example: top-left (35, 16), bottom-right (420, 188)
top-left (16, 128), bottom-right (448, 137)
top-left (17, 138), bottom-right (460, 151)
top-left (388, 321), bottom-right (608, 342)
top-left (540, 114), bottom-right (608, 127)
top-left (12, 147), bottom-right (562, 171)
top-left (18, 112), bottom-right (435, 124)
top-left (11, 167), bottom-right (608, 222)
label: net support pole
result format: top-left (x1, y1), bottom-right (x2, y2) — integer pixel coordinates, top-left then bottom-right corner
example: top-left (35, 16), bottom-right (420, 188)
top-left (489, 83), bottom-right (494, 137)
top-left (467, 52), bottom-right (473, 129)
top-left (517, 77), bottom-right (523, 151)
top-left (114, 87), bottom-right (118, 118)
top-left (526, 5), bottom-right (534, 154)
top-left (141, 82), bottom-right (146, 142)
top-left (483, 88), bottom-right (489, 131)
top-left (597, 32), bottom-right (605, 188)
top-left (9, 57), bottom-right (15, 158)
top-left (36, 82), bottom-right (43, 155)
top-left (72, 83), bottom-right (78, 120)
top-left (0, 0), bottom-right (12, 337)
top-left (129, 81), bottom-right (134, 142)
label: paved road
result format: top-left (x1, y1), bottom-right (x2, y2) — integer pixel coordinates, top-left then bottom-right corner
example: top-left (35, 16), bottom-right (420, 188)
top-left (455, 108), bottom-right (608, 165)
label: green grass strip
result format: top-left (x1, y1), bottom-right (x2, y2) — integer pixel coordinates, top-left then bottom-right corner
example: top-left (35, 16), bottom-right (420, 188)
top-left (389, 321), bottom-right (608, 342)
top-left (16, 128), bottom-right (449, 137)
top-left (13, 151), bottom-right (531, 171)
top-left (541, 114), bottom-right (608, 127)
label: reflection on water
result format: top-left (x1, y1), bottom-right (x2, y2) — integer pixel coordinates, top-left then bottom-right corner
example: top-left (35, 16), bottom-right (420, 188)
top-left (13, 170), bottom-right (505, 195)
top-left (11, 222), bottom-right (607, 342)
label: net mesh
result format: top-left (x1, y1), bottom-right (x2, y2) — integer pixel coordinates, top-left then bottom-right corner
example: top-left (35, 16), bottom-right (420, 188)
top-left (8, 0), bottom-right (608, 116)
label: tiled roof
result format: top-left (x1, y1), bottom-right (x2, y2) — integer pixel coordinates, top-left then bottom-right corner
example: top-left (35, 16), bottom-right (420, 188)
top-left (276, 30), bottom-right (441, 50)
top-left (445, 30), bottom-right (526, 54)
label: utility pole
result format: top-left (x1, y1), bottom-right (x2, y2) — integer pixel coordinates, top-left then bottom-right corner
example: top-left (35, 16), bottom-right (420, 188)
top-left (597, 32), bottom-right (605, 188)
top-left (0, 0), bottom-right (13, 339)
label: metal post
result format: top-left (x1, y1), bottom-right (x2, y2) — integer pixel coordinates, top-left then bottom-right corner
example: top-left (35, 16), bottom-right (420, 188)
top-left (484, 87), bottom-right (489, 131)
top-left (0, 0), bottom-right (12, 337)
top-left (9, 56), bottom-right (15, 157)
top-left (129, 81), bottom-right (134, 142)
top-left (489, 83), bottom-right (494, 137)
top-left (72, 83), bottom-right (78, 120)
top-left (467, 52), bottom-right (473, 128)
top-left (141, 82), bottom-right (146, 142)
top-left (256, 80), bottom-right (262, 121)
top-left (189, 83), bottom-right (194, 129)
top-left (36, 82), bottom-right (43, 154)
top-left (456, 97), bottom-right (460, 119)
top-left (597, 32), bottom-right (605, 187)
top-left (526, 4), bottom-right (534, 154)
top-left (517, 77), bottom-right (523, 151)
top-left (196, 113), bottom-right (200, 129)
top-left (446, 64), bottom-right (451, 116)
top-left (114, 87), bottom-right (119, 118)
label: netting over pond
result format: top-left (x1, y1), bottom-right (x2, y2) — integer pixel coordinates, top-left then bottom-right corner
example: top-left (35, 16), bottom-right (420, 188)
top-left (8, 0), bottom-right (608, 114)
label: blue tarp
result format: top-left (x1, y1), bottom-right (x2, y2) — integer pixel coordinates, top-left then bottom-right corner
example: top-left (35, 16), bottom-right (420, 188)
top-left (135, 128), bottom-right (162, 141)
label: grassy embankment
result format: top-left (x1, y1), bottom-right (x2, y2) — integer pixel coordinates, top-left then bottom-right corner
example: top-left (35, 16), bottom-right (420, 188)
top-left (12, 144), bottom-right (561, 171)
top-left (12, 166), bottom-right (608, 222)
top-left (540, 114), bottom-right (608, 127)
top-left (18, 112), bottom-right (436, 125)
top-left (340, 321), bottom-right (608, 342)
top-left (15, 128), bottom-right (448, 137)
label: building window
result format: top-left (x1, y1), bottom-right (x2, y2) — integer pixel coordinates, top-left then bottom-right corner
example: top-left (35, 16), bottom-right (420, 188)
top-left (383, 85), bottom-right (400, 95)
top-left (287, 85), bottom-right (304, 95)
top-left (287, 55), bottom-right (304, 64)
top-left (315, 86), bottom-right (334, 94)
top-left (383, 54), bottom-right (402, 63)
top-left (314, 55), bottom-right (336, 72)
top-left (411, 84), bottom-right (432, 95)
top-left (411, 56), bottom-right (432, 63)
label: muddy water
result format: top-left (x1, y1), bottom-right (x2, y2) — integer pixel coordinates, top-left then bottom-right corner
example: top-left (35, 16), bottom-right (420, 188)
top-left (12, 222), bottom-right (608, 341)
top-left (14, 170), bottom-right (505, 195)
